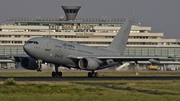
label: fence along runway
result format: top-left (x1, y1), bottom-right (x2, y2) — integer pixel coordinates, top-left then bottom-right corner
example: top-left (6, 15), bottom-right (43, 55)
top-left (1, 76), bottom-right (180, 81)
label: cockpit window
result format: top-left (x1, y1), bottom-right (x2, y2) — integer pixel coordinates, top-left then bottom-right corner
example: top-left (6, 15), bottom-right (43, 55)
top-left (26, 41), bottom-right (38, 44)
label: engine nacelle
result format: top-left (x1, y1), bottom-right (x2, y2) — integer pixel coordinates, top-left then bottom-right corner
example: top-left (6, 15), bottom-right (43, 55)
top-left (21, 57), bottom-right (38, 70)
top-left (78, 58), bottom-right (100, 70)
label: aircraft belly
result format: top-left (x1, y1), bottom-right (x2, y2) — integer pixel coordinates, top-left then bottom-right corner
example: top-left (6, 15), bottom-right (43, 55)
top-left (44, 57), bottom-right (75, 67)
top-left (47, 45), bottom-right (76, 66)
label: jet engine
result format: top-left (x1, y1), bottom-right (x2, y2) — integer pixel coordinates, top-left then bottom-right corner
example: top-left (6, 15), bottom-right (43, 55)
top-left (21, 57), bottom-right (38, 70)
top-left (78, 57), bottom-right (100, 70)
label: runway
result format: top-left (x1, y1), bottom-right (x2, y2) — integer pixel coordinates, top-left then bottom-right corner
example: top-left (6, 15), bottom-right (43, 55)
top-left (1, 76), bottom-right (180, 81)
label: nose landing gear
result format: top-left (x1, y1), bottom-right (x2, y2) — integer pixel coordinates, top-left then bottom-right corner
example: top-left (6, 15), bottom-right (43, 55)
top-left (36, 60), bottom-right (42, 72)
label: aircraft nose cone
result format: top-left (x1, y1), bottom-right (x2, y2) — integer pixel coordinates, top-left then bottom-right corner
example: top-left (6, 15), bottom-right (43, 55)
top-left (23, 44), bottom-right (31, 54)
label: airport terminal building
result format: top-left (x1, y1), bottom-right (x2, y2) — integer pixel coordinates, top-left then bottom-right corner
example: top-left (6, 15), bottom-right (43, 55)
top-left (0, 6), bottom-right (180, 69)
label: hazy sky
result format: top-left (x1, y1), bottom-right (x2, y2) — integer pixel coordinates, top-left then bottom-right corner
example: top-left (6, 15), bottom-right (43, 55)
top-left (0, 0), bottom-right (180, 38)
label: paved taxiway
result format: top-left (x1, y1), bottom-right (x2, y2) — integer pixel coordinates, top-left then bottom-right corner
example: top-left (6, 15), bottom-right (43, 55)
top-left (1, 76), bottom-right (180, 81)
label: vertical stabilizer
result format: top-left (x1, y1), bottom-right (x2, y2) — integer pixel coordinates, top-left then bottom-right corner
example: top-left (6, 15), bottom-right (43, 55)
top-left (106, 18), bottom-right (132, 54)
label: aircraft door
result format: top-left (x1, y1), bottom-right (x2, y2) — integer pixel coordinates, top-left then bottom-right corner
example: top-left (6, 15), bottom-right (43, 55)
top-left (44, 40), bottom-right (51, 51)
top-left (44, 40), bottom-right (54, 58)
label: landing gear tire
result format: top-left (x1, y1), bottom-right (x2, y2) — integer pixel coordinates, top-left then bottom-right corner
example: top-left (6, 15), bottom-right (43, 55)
top-left (52, 71), bottom-right (62, 77)
top-left (95, 72), bottom-right (98, 77)
top-left (88, 72), bottom-right (98, 77)
top-left (52, 64), bottom-right (62, 77)
top-left (37, 69), bottom-right (42, 72)
top-left (88, 72), bottom-right (91, 77)
top-left (52, 72), bottom-right (56, 77)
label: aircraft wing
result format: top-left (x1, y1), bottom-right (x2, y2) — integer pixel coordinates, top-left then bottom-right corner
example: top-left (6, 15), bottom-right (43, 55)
top-left (68, 55), bottom-right (172, 63)
top-left (7, 54), bottom-right (29, 57)
top-left (7, 54), bottom-right (29, 62)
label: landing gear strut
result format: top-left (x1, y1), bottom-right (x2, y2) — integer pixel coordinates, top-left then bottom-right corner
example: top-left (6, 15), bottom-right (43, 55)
top-left (37, 61), bottom-right (42, 72)
top-left (88, 71), bottom-right (98, 77)
top-left (52, 64), bottom-right (62, 77)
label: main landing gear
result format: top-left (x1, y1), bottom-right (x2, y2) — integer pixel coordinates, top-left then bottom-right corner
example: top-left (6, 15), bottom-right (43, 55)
top-left (52, 64), bottom-right (62, 77)
top-left (88, 71), bottom-right (98, 77)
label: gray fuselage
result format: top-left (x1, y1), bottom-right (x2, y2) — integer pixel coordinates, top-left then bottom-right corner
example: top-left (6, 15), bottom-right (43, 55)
top-left (24, 37), bottom-right (120, 68)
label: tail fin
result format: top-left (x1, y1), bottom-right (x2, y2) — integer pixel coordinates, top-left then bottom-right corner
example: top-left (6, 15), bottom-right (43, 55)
top-left (106, 18), bottom-right (132, 54)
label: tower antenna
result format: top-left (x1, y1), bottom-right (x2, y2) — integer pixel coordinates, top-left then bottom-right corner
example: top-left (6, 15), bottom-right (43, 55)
top-left (133, 9), bottom-right (136, 25)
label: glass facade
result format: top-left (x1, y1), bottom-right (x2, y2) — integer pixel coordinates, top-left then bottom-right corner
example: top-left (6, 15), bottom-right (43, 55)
top-left (125, 47), bottom-right (180, 57)
top-left (0, 46), bottom-right (179, 69)
top-left (16, 22), bottom-right (123, 27)
top-left (0, 46), bottom-right (179, 57)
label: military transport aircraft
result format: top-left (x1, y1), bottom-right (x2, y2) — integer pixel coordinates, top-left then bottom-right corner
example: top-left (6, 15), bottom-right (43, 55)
top-left (10, 19), bottom-right (170, 77)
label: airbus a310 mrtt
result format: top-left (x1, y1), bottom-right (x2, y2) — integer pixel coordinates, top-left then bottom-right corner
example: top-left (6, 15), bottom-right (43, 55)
top-left (12, 19), bottom-right (169, 77)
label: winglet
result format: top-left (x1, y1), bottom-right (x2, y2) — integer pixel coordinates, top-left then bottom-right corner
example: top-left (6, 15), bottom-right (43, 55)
top-left (106, 18), bottom-right (132, 54)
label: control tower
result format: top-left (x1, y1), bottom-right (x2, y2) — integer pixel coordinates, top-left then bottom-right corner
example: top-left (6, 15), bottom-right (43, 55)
top-left (61, 6), bottom-right (81, 21)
